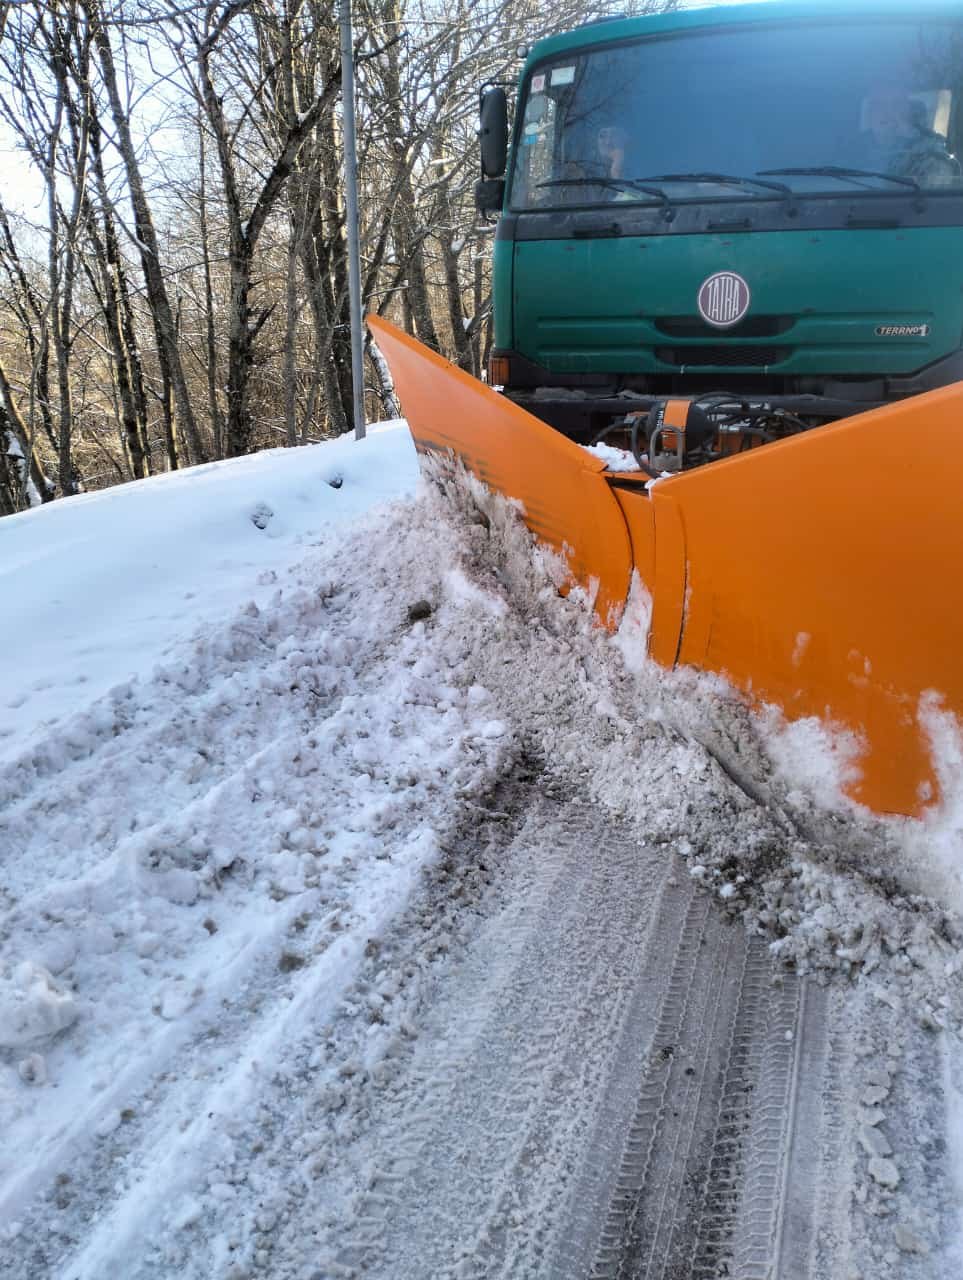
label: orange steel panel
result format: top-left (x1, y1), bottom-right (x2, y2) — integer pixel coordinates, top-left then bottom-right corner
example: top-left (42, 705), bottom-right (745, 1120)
top-left (658, 385), bottom-right (963, 815)
top-left (368, 316), bottom-right (634, 625)
top-left (610, 485), bottom-right (656, 592)
top-left (649, 488), bottom-right (687, 669)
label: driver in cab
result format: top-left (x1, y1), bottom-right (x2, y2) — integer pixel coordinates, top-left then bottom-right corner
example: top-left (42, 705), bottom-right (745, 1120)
top-left (862, 86), bottom-right (961, 187)
top-left (595, 125), bottom-right (628, 179)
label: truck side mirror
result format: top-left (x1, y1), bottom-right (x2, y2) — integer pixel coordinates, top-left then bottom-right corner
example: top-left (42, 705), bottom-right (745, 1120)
top-left (479, 87), bottom-right (508, 178)
top-left (475, 177), bottom-right (505, 216)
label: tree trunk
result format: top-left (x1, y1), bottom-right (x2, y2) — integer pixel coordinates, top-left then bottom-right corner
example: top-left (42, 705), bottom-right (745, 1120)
top-left (198, 120), bottom-right (225, 459)
top-left (318, 110), bottom-right (356, 428)
top-left (87, 0), bottom-right (206, 465)
top-left (225, 253), bottom-right (255, 456)
top-left (86, 108), bottom-right (150, 479)
top-left (284, 206), bottom-right (300, 447)
top-left (442, 238), bottom-right (472, 370)
top-left (0, 363), bottom-right (54, 510)
top-left (367, 336), bottom-right (400, 420)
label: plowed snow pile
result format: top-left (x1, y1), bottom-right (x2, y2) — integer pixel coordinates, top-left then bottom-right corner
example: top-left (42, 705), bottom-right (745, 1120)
top-left (2, 423), bottom-right (963, 1277)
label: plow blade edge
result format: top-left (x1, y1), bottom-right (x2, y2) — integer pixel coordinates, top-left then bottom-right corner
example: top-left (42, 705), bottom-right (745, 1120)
top-left (369, 316), bottom-right (963, 817)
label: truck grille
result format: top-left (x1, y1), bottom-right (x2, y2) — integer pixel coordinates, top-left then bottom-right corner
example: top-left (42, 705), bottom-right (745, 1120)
top-left (655, 315), bottom-right (794, 339)
top-left (655, 345), bottom-right (791, 368)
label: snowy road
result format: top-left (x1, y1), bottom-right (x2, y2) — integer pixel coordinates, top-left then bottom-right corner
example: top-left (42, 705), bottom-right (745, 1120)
top-left (3, 433), bottom-right (963, 1277)
top-left (5, 761), bottom-right (956, 1278)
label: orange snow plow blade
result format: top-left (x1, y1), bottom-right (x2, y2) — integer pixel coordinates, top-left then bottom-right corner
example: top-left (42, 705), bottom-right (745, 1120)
top-left (367, 317), bottom-right (634, 624)
top-left (369, 316), bottom-right (963, 817)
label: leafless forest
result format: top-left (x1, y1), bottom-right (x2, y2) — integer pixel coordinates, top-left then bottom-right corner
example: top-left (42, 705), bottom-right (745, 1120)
top-left (0, 0), bottom-right (673, 514)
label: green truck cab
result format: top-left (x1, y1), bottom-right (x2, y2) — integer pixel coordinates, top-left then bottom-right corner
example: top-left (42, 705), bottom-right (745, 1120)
top-left (477, 0), bottom-right (963, 448)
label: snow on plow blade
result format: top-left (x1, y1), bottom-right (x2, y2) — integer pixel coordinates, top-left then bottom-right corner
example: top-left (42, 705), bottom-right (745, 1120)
top-left (369, 316), bottom-right (963, 817)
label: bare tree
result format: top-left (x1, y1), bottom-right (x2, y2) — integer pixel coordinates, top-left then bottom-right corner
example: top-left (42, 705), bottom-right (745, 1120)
top-left (171, 0), bottom-right (343, 454)
top-left (85, 0), bottom-right (208, 466)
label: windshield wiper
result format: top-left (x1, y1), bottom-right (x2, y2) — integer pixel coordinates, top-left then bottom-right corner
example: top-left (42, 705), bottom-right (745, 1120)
top-left (537, 176), bottom-right (671, 207)
top-left (758, 166), bottom-right (921, 193)
top-left (633, 171), bottom-right (794, 197)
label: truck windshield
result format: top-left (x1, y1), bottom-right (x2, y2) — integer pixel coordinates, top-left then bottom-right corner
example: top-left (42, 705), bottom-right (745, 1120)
top-left (510, 20), bottom-right (963, 209)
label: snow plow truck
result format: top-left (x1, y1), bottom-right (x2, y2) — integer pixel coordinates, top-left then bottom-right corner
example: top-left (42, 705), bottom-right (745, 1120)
top-left (369, 0), bottom-right (963, 819)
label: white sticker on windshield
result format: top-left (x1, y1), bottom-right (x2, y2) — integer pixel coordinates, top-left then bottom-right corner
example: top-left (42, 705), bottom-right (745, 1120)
top-left (550, 65), bottom-right (575, 86)
top-left (531, 73), bottom-right (546, 93)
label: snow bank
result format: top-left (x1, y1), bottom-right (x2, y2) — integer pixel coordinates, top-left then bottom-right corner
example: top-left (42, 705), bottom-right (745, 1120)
top-left (0, 424), bottom-right (417, 765)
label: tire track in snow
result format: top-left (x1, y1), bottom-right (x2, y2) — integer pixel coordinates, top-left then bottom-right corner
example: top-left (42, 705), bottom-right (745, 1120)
top-left (596, 925), bottom-right (753, 1280)
top-left (319, 793), bottom-right (676, 1280)
top-left (294, 782), bottom-right (851, 1280)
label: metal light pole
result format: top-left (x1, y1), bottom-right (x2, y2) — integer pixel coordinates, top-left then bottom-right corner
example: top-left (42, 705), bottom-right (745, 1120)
top-left (339, 0), bottom-right (366, 440)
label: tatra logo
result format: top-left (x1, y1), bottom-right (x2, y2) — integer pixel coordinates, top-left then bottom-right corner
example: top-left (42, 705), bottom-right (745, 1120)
top-left (874, 324), bottom-right (930, 337)
top-left (697, 272), bottom-right (751, 329)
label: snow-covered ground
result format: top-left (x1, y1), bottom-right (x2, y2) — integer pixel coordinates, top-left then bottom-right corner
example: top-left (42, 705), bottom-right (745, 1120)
top-left (3, 423), bottom-right (963, 1277)
top-left (0, 425), bottom-right (417, 765)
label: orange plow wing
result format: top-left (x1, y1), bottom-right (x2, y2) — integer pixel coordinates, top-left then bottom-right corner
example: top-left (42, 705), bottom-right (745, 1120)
top-left (369, 316), bottom-right (963, 817)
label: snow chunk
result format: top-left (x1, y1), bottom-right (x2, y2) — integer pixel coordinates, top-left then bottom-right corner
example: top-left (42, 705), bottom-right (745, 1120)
top-left (757, 707), bottom-right (863, 813)
top-left (16, 1054), bottom-right (46, 1086)
top-left (443, 568), bottom-right (507, 617)
top-left (894, 1222), bottom-right (930, 1255)
top-left (138, 867), bottom-right (199, 906)
top-left (0, 962), bottom-right (79, 1048)
top-left (868, 1157), bottom-right (900, 1188)
top-left (582, 442), bottom-right (642, 472)
top-left (172, 1196), bottom-right (204, 1231)
top-left (858, 1124), bottom-right (892, 1158)
top-left (861, 1084), bottom-right (890, 1106)
top-left (155, 981), bottom-right (201, 1021)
